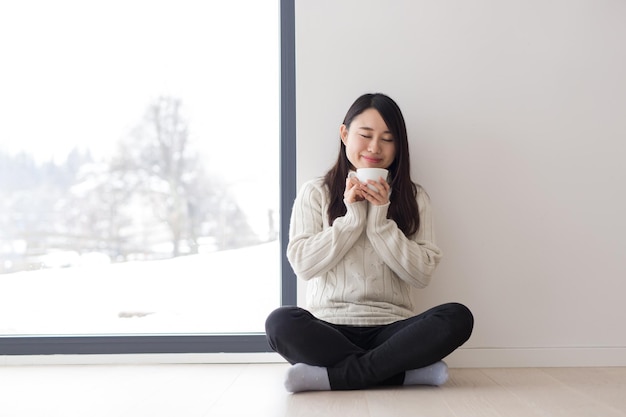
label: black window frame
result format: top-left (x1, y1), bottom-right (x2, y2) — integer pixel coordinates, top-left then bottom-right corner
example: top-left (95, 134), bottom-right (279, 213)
top-left (0, 0), bottom-right (296, 356)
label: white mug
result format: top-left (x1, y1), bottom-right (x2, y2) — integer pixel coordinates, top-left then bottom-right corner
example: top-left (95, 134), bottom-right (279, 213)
top-left (350, 168), bottom-right (388, 191)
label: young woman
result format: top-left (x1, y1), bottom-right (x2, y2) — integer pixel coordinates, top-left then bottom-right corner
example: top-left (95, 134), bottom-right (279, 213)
top-left (265, 93), bottom-right (473, 392)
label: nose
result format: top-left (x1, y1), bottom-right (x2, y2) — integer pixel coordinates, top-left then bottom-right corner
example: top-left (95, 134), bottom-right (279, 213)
top-left (368, 139), bottom-right (381, 154)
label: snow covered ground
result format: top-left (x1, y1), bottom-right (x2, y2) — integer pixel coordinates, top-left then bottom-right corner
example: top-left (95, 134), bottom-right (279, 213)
top-left (0, 241), bottom-right (280, 335)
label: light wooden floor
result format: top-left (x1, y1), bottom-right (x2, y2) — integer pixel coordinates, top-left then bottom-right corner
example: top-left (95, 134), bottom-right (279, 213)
top-left (1, 363), bottom-right (624, 416)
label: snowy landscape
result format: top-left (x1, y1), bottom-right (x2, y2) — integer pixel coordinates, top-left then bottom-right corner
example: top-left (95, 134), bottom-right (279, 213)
top-left (0, 241), bottom-right (280, 335)
top-left (0, 1), bottom-right (282, 337)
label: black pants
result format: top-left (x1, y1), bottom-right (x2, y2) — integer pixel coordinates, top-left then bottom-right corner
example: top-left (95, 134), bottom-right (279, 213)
top-left (265, 303), bottom-right (473, 390)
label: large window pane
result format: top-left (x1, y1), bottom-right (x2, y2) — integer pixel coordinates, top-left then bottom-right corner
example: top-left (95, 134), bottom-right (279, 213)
top-left (0, 0), bottom-right (281, 336)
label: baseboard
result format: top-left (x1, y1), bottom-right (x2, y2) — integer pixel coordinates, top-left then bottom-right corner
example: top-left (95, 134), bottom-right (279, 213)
top-left (2, 347), bottom-right (625, 367)
top-left (0, 352), bottom-right (286, 366)
top-left (445, 347), bottom-right (626, 368)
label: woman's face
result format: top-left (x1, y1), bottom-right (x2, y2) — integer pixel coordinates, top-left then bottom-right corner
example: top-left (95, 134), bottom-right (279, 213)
top-left (340, 108), bottom-right (396, 170)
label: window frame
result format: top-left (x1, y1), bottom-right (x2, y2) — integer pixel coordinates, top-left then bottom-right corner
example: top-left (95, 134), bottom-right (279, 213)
top-left (0, 0), bottom-right (296, 356)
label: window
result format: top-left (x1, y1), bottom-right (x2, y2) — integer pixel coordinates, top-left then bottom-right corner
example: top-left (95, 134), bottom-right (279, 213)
top-left (0, 0), bottom-right (295, 354)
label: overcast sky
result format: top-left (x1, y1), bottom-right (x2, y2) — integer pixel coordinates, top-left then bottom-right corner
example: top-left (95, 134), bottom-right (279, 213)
top-left (0, 0), bottom-right (279, 176)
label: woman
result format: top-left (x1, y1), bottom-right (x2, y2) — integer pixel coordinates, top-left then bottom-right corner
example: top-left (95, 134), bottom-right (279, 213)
top-left (265, 93), bottom-right (473, 392)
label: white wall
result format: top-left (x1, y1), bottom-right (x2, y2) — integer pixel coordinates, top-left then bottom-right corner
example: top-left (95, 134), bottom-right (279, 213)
top-left (295, 0), bottom-right (626, 367)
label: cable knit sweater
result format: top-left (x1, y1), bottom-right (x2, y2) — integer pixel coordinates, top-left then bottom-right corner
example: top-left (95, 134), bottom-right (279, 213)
top-left (287, 177), bottom-right (443, 326)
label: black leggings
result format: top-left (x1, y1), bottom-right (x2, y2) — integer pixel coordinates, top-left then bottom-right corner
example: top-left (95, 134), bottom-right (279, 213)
top-left (265, 303), bottom-right (473, 390)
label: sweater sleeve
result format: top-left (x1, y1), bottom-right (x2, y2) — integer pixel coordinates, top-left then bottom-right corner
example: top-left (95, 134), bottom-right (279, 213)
top-left (365, 187), bottom-right (443, 288)
top-left (287, 180), bottom-right (367, 281)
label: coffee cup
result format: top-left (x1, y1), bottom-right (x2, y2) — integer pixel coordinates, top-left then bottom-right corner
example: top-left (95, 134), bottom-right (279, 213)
top-left (350, 168), bottom-right (388, 190)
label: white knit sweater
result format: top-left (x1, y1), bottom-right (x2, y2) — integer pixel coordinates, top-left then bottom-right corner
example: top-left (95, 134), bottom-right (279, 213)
top-left (287, 177), bottom-right (443, 326)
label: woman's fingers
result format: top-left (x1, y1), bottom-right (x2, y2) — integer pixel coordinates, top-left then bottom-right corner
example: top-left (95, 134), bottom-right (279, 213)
top-left (361, 177), bottom-right (389, 205)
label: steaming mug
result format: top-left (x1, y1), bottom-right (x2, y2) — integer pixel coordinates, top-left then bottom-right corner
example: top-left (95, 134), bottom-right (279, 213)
top-left (349, 168), bottom-right (389, 191)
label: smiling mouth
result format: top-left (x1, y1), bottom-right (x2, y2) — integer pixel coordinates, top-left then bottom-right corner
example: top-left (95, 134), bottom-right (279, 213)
top-left (362, 156), bottom-right (383, 164)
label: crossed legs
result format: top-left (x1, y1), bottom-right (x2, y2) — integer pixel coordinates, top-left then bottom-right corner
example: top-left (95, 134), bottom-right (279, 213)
top-left (265, 303), bottom-right (473, 392)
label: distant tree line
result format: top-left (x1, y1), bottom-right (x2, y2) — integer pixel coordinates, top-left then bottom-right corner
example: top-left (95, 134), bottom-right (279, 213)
top-left (0, 96), bottom-right (260, 274)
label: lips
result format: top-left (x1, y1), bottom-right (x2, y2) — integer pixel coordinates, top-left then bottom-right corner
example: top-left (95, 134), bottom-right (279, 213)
top-left (362, 156), bottom-right (383, 164)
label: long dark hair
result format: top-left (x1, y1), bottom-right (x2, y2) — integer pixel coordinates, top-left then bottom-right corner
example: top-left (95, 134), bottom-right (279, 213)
top-left (323, 93), bottom-right (420, 237)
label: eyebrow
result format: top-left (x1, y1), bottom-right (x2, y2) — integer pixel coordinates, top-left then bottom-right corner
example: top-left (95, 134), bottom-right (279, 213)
top-left (357, 126), bottom-right (392, 134)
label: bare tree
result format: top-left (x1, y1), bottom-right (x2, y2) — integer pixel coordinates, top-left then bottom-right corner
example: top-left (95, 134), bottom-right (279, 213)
top-left (111, 96), bottom-right (259, 258)
top-left (112, 96), bottom-right (192, 256)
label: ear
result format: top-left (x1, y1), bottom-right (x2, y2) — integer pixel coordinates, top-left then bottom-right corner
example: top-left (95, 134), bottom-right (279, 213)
top-left (339, 124), bottom-right (348, 145)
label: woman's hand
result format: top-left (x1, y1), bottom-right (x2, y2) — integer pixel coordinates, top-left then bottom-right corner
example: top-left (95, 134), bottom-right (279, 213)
top-left (360, 177), bottom-right (390, 206)
top-left (344, 176), bottom-right (366, 204)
